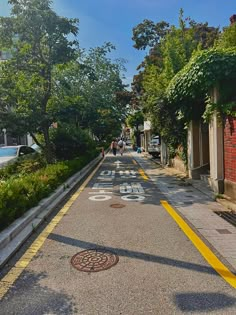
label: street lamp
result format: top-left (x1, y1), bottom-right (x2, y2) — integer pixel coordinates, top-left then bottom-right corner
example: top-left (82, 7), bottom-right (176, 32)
top-left (2, 128), bottom-right (7, 146)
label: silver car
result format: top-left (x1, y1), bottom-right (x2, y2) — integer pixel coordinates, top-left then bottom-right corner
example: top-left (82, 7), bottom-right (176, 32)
top-left (148, 136), bottom-right (161, 157)
top-left (0, 145), bottom-right (36, 168)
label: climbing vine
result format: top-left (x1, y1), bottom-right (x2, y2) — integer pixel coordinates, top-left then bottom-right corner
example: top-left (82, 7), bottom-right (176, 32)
top-left (166, 48), bottom-right (236, 121)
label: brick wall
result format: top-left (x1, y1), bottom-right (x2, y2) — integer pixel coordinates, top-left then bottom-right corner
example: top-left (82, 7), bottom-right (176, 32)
top-left (224, 116), bottom-right (236, 182)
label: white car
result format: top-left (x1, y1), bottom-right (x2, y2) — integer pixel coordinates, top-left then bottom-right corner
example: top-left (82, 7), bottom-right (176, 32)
top-left (148, 136), bottom-right (161, 157)
top-left (0, 145), bottom-right (36, 168)
top-left (31, 143), bottom-right (42, 152)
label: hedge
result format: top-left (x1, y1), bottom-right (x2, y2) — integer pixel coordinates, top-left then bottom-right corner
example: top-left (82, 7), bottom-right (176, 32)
top-left (0, 153), bottom-right (97, 231)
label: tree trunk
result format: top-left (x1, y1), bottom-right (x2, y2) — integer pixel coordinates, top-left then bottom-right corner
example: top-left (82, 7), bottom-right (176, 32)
top-left (43, 126), bottom-right (55, 164)
top-left (135, 124), bottom-right (141, 147)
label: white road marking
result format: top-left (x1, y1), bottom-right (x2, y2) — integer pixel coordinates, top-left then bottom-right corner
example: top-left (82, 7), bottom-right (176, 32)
top-left (120, 182), bottom-right (145, 194)
top-left (89, 195), bottom-right (112, 201)
top-left (114, 160), bottom-right (122, 168)
top-left (121, 195), bottom-right (145, 201)
top-left (119, 170), bottom-right (137, 178)
top-left (92, 183), bottom-right (113, 189)
top-left (97, 170), bottom-right (115, 180)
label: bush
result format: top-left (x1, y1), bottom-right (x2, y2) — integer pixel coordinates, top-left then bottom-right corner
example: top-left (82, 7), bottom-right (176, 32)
top-left (0, 154), bottom-right (46, 181)
top-left (50, 125), bottom-right (97, 160)
top-left (0, 152), bottom-right (98, 231)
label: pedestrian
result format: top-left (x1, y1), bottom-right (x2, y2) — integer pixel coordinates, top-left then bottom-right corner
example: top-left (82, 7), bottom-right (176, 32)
top-left (137, 147), bottom-right (142, 154)
top-left (110, 139), bottom-right (118, 156)
top-left (118, 138), bottom-right (125, 155)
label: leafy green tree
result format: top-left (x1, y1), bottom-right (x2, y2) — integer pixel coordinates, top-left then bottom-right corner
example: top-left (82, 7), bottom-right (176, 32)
top-left (126, 111), bottom-right (144, 146)
top-left (0, 0), bottom-right (79, 162)
top-left (131, 10), bottom-right (220, 161)
top-left (50, 123), bottom-right (97, 160)
top-left (216, 21), bottom-right (236, 48)
top-left (132, 19), bottom-right (170, 50)
top-left (50, 42), bottom-right (128, 142)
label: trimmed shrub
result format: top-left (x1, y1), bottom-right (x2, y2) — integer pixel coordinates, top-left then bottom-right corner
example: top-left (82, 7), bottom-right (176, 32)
top-left (0, 152), bottom-right (97, 231)
top-left (50, 125), bottom-right (97, 160)
top-left (0, 153), bottom-right (46, 181)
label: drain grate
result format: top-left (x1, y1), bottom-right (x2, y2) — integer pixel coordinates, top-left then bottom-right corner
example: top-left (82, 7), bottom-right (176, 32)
top-left (110, 203), bottom-right (125, 208)
top-left (71, 249), bottom-right (119, 272)
top-left (214, 211), bottom-right (236, 228)
top-left (216, 229), bottom-right (232, 234)
top-left (183, 201), bottom-right (193, 205)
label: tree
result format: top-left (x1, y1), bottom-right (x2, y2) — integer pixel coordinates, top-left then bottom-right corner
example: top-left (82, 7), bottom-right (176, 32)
top-left (126, 111), bottom-right (144, 146)
top-left (0, 0), bottom-right (79, 162)
top-left (50, 42), bottom-right (128, 142)
top-left (216, 21), bottom-right (236, 48)
top-left (132, 19), bottom-right (170, 50)
top-left (131, 10), bottom-right (220, 157)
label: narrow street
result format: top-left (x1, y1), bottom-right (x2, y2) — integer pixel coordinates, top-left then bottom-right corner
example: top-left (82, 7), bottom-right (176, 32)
top-left (0, 150), bottom-right (236, 314)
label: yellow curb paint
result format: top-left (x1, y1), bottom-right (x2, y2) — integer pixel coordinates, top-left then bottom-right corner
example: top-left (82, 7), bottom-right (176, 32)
top-left (138, 168), bottom-right (149, 180)
top-left (0, 158), bottom-right (104, 300)
top-left (160, 200), bottom-right (236, 289)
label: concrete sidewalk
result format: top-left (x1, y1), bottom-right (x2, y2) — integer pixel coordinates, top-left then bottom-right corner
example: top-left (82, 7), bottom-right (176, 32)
top-left (131, 150), bottom-right (236, 274)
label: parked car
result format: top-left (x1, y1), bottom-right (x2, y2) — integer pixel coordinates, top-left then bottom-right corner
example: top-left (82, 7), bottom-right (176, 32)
top-left (0, 145), bottom-right (36, 168)
top-left (31, 143), bottom-right (42, 153)
top-left (148, 136), bottom-right (161, 157)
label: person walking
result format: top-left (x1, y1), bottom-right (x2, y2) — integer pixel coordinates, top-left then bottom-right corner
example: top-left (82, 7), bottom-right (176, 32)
top-left (118, 139), bottom-right (125, 156)
top-left (110, 139), bottom-right (118, 156)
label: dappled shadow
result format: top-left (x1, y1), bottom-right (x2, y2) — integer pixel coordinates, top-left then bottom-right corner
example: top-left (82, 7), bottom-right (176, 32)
top-left (89, 151), bottom-right (216, 211)
top-left (0, 270), bottom-right (76, 314)
top-left (47, 233), bottom-right (234, 278)
top-left (174, 292), bottom-right (236, 313)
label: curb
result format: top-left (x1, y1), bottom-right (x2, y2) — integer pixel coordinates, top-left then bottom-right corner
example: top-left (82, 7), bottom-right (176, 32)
top-left (0, 154), bottom-right (103, 268)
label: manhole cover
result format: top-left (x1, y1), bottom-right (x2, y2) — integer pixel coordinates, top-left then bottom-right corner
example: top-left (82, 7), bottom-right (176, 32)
top-left (71, 249), bottom-right (119, 272)
top-left (110, 203), bottom-right (125, 208)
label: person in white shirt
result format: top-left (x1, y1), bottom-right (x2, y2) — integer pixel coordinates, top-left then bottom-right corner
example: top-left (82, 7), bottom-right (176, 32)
top-left (118, 139), bottom-right (125, 155)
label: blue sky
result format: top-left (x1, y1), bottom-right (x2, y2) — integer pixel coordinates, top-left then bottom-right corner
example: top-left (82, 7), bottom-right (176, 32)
top-left (1, 0), bottom-right (236, 87)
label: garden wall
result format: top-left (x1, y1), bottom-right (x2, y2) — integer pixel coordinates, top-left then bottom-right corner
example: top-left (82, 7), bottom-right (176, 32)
top-left (224, 116), bottom-right (236, 200)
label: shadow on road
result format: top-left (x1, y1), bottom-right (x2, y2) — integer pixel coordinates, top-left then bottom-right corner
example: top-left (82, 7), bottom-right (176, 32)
top-left (48, 233), bottom-right (227, 278)
top-left (0, 271), bottom-right (76, 314)
top-left (174, 292), bottom-right (236, 313)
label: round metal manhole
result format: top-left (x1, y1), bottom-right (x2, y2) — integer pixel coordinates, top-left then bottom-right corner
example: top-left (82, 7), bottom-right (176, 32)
top-left (110, 203), bottom-right (125, 208)
top-left (71, 249), bottom-right (119, 272)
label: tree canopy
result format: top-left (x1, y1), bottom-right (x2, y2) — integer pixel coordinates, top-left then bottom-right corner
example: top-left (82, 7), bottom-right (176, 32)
top-left (0, 0), bottom-right (128, 161)
top-left (130, 9), bottom-right (220, 158)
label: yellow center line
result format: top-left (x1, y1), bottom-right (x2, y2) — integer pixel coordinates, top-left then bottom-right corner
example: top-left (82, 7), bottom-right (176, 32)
top-left (138, 168), bottom-right (149, 180)
top-left (161, 200), bottom-right (236, 289)
top-left (0, 158), bottom-right (104, 300)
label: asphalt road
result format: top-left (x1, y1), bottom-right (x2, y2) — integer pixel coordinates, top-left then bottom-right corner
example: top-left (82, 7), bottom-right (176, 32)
top-left (0, 151), bottom-right (236, 314)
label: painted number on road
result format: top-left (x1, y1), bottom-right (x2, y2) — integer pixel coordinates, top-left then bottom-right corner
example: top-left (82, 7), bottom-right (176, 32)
top-left (120, 182), bottom-right (146, 202)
